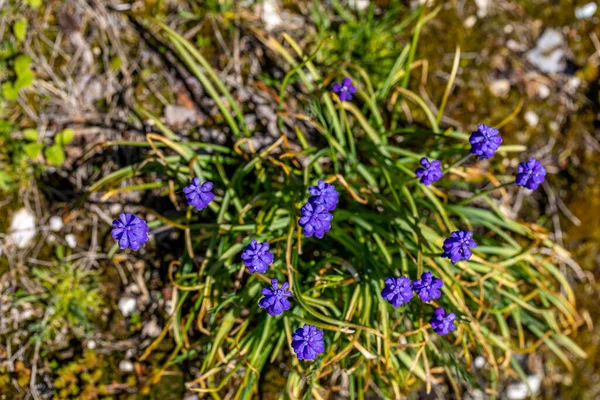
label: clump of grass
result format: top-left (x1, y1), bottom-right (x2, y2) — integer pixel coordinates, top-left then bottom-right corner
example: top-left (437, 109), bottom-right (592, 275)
top-left (89, 7), bottom-right (585, 399)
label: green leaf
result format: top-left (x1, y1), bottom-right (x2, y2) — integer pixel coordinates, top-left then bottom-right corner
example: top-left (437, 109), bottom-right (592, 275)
top-left (110, 56), bottom-right (122, 71)
top-left (24, 0), bottom-right (41, 8)
top-left (23, 128), bottom-right (38, 141)
top-left (13, 19), bottom-right (28, 42)
top-left (55, 128), bottom-right (74, 146)
top-left (44, 144), bottom-right (65, 166)
top-left (2, 82), bottom-right (18, 100)
top-left (23, 143), bottom-right (43, 159)
top-left (14, 55), bottom-right (31, 75)
top-left (15, 69), bottom-right (34, 89)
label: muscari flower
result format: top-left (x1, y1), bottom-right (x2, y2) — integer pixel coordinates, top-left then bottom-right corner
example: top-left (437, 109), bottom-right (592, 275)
top-left (415, 157), bottom-right (443, 186)
top-left (111, 213), bottom-right (149, 251)
top-left (308, 180), bottom-right (339, 211)
top-left (299, 199), bottom-right (333, 239)
top-left (292, 324), bottom-right (325, 361)
top-left (442, 230), bottom-right (477, 264)
top-left (469, 124), bottom-right (502, 159)
top-left (413, 272), bottom-right (444, 302)
top-left (183, 178), bottom-right (214, 211)
top-left (516, 158), bottom-right (546, 191)
top-left (381, 276), bottom-right (414, 307)
top-left (430, 307), bottom-right (457, 336)
top-left (332, 77), bottom-right (357, 102)
top-left (259, 278), bottom-right (292, 316)
top-left (241, 239), bottom-right (273, 273)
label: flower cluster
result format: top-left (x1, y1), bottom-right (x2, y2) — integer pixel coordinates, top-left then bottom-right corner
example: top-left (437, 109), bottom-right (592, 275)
top-left (292, 324), bottom-right (325, 360)
top-left (381, 271), bottom-right (454, 336)
top-left (469, 124), bottom-right (503, 159)
top-left (241, 239), bottom-right (274, 273)
top-left (259, 279), bottom-right (292, 316)
top-left (332, 77), bottom-right (357, 102)
top-left (516, 158), bottom-right (547, 190)
top-left (111, 213), bottom-right (149, 251)
top-left (442, 230), bottom-right (477, 264)
top-left (415, 157), bottom-right (443, 186)
top-left (299, 180), bottom-right (338, 239)
top-left (407, 121), bottom-right (546, 191)
top-left (107, 78), bottom-right (553, 366)
top-left (184, 178), bottom-right (215, 211)
top-left (111, 179), bottom-right (215, 251)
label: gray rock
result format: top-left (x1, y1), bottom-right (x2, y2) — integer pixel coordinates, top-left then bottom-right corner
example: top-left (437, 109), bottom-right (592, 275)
top-left (526, 29), bottom-right (566, 74)
top-left (575, 2), bottom-right (597, 19)
top-left (118, 360), bottom-right (134, 372)
top-left (9, 208), bottom-right (36, 248)
top-left (164, 105), bottom-right (196, 126)
top-left (118, 297), bottom-right (137, 317)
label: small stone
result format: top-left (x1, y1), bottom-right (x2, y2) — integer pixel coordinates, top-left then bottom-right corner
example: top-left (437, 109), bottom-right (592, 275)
top-left (87, 340), bottom-right (97, 350)
top-left (464, 16), bottom-right (477, 28)
top-left (475, 0), bottom-right (490, 17)
top-left (118, 297), bottom-right (137, 317)
top-left (109, 203), bottom-right (122, 215)
top-left (524, 111), bottom-right (539, 127)
top-left (164, 105), bottom-right (196, 126)
top-left (506, 382), bottom-right (528, 400)
top-left (49, 216), bottom-right (63, 232)
top-left (65, 234), bottom-right (77, 249)
top-left (262, 0), bottom-right (282, 31)
top-left (142, 318), bottom-right (162, 338)
top-left (118, 360), bottom-right (134, 372)
top-left (474, 356), bottom-right (486, 369)
top-left (527, 375), bottom-right (542, 394)
top-left (506, 40), bottom-right (527, 52)
top-left (526, 29), bottom-right (566, 74)
top-left (349, 0), bottom-right (370, 10)
top-left (489, 79), bottom-right (510, 97)
top-left (537, 84), bottom-right (551, 99)
top-left (575, 2), bottom-right (597, 19)
top-left (9, 208), bottom-right (36, 248)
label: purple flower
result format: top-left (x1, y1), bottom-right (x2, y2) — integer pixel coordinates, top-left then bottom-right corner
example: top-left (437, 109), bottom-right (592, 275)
top-left (291, 324), bottom-right (325, 361)
top-left (516, 158), bottom-right (546, 191)
top-left (381, 276), bottom-right (414, 307)
top-left (332, 77), bottom-right (357, 102)
top-left (298, 200), bottom-right (333, 239)
top-left (308, 180), bottom-right (339, 211)
top-left (412, 272), bottom-right (444, 302)
top-left (415, 157), bottom-right (443, 186)
top-left (111, 213), bottom-right (149, 251)
top-left (469, 124), bottom-right (502, 159)
top-left (241, 240), bottom-right (273, 273)
top-left (430, 308), bottom-right (457, 336)
top-left (183, 178), bottom-right (214, 211)
top-left (442, 230), bottom-right (477, 264)
top-left (259, 279), bottom-right (292, 316)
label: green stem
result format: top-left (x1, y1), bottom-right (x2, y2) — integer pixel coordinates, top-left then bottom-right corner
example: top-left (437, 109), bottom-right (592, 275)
top-left (458, 182), bottom-right (514, 206)
top-left (445, 153), bottom-right (473, 173)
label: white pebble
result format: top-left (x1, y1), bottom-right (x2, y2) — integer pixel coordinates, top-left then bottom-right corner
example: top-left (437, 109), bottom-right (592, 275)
top-left (524, 111), bottom-right (539, 127)
top-left (464, 16), bottom-right (477, 28)
top-left (49, 216), bottom-right (63, 232)
top-left (474, 356), bottom-right (486, 369)
top-left (118, 360), bottom-right (134, 372)
top-left (65, 234), bottom-right (77, 248)
top-left (489, 79), bottom-right (510, 98)
top-left (537, 84), bottom-right (551, 99)
top-left (87, 340), bottom-right (97, 350)
top-left (575, 2), bottom-right (597, 19)
top-left (9, 208), bottom-right (36, 248)
top-left (118, 297), bottom-right (137, 317)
